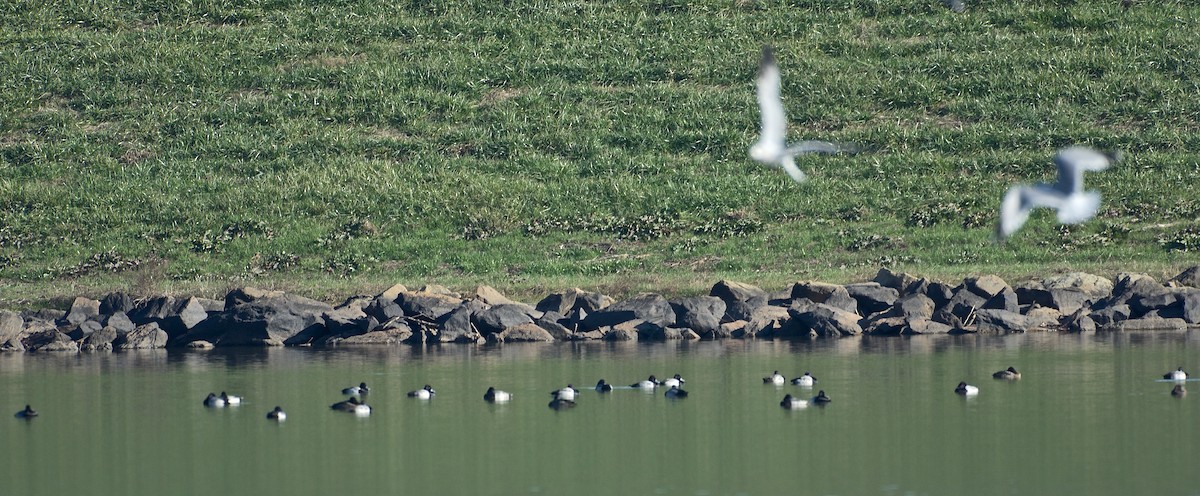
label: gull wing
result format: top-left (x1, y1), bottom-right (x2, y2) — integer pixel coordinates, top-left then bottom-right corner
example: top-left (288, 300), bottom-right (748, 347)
top-left (943, 0), bottom-right (965, 12)
top-left (997, 185), bottom-right (1031, 239)
top-left (755, 46), bottom-right (787, 150)
top-left (1053, 146), bottom-right (1112, 194)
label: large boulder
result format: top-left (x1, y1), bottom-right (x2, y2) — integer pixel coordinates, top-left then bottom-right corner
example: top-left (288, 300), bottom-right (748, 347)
top-left (982, 287), bottom-right (1019, 313)
top-left (397, 290), bottom-right (462, 321)
top-left (364, 294), bottom-right (406, 322)
top-left (872, 268), bottom-right (918, 293)
top-left (436, 300), bottom-right (489, 343)
top-left (1015, 286), bottom-right (1091, 315)
top-left (894, 293), bottom-right (935, 321)
top-left (963, 275), bottom-right (1010, 299)
top-left (789, 303), bottom-right (862, 337)
top-left (536, 288), bottom-right (613, 315)
top-left (488, 323), bottom-right (555, 342)
top-left (580, 293), bottom-right (675, 331)
top-left (723, 295), bottom-right (769, 322)
top-left (905, 278), bottom-right (954, 308)
top-left (710, 280), bottom-right (767, 303)
top-left (974, 309), bottom-right (1032, 334)
top-left (182, 294), bottom-right (333, 347)
top-left (99, 291), bottom-right (134, 314)
top-left (24, 330), bottom-right (78, 352)
top-left (65, 297), bottom-right (101, 325)
top-left (1103, 318), bottom-right (1188, 332)
top-left (1043, 272), bottom-right (1114, 300)
top-left (1183, 290), bottom-right (1200, 324)
top-left (158, 297), bottom-right (212, 339)
top-left (0, 311), bottom-right (23, 348)
top-left (790, 282), bottom-right (858, 314)
top-left (473, 304), bottom-right (535, 336)
top-left (80, 326), bottom-right (119, 351)
top-left (934, 289), bottom-right (986, 324)
top-left (223, 287), bottom-right (286, 310)
top-left (114, 323), bottom-right (169, 349)
top-left (744, 306), bottom-right (791, 339)
top-left (845, 283), bottom-right (899, 316)
top-left (670, 296), bottom-right (725, 336)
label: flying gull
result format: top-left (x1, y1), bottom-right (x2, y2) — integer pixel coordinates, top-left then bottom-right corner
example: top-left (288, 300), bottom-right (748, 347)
top-left (749, 46), bottom-right (859, 183)
top-left (996, 146), bottom-right (1119, 239)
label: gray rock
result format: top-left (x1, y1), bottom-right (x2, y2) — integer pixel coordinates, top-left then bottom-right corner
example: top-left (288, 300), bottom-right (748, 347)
top-left (186, 340), bottom-right (215, 349)
top-left (1090, 304), bottom-right (1131, 326)
top-left (114, 323), bottom-right (169, 349)
top-left (100, 291), bottom-right (134, 314)
top-left (1130, 291), bottom-right (1182, 318)
top-left (472, 285), bottom-right (518, 306)
top-left (581, 293), bottom-right (675, 331)
top-left (744, 306), bottom-right (792, 339)
top-left (397, 291), bottom-right (462, 320)
top-left (895, 293), bottom-right (935, 321)
top-left (790, 281), bottom-right (844, 305)
top-left (934, 289), bottom-right (986, 324)
top-left (982, 287), bottom-right (1019, 313)
top-left (223, 287), bottom-right (286, 309)
top-left (364, 295), bottom-right (405, 322)
top-left (1170, 266), bottom-right (1200, 288)
top-left (601, 320), bottom-right (643, 341)
top-left (864, 315), bottom-right (907, 335)
top-left (1063, 309), bottom-right (1097, 333)
top-left (25, 330), bottom-right (78, 352)
top-left (436, 301), bottom-right (488, 343)
top-left (159, 297), bottom-right (211, 339)
top-left (1016, 286), bottom-right (1091, 315)
top-left (0, 311), bottom-right (22, 345)
top-left (417, 284), bottom-right (459, 298)
top-left (845, 283), bottom-right (898, 316)
top-left (872, 268), bottom-right (918, 293)
top-left (1107, 273), bottom-right (1164, 308)
top-left (534, 315), bottom-right (573, 340)
top-left (723, 295), bottom-right (768, 322)
top-left (789, 303), bottom-right (862, 337)
top-left (670, 296), bottom-right (725, 335)
top-left (1102, 318), bottom-right (1188, 332)
top-left (376, 283), bottom-right (409, 303)
top-left (1024, 306), bottom-right (1064, 329)
top-left (1182, 290), bottom-right (1200, 324)
top-left (1043, 272), bottom-right (1114, 300)
top-left (65, 320), bottom-right (102, 341)
top-left (964, 275), bottom-right (1010, 299)
top-left (473, 304), bottom-right (535, 336)
top-left (80, 326), bottom-right (118, 351)
top-left (334, 295), bottom-right (374, 314)
top-left (183, 294), bottom-right (333, 347)
top-left (101, 312), bottom-right (136, 334)
top-left (536, 288), bottom-right (612, 315)
top-left (128, 295), bottom-right (177, 324)
top-left (974, 309), bottom-right (1032, 334)
top-left (711, 320), bottom-right (744, 339)
top-left (904, 318), bottom-right (954, 335)
top-left (488, 323), bottom-right (555, 342)
top-left (709, 280), bottom-right (767, 303)
top-left (65, 297), bottom-right (101, 325)
top-left (905, 279), bottom-right (954, 308)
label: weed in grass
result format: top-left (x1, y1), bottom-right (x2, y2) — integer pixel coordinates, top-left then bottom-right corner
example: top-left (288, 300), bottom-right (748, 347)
top-left (56, 250), bottom-right (142, 279)
top-left (1160, 226), bottom-right (1200, 252)
top-left (247, 252), bottom-right (302, 276)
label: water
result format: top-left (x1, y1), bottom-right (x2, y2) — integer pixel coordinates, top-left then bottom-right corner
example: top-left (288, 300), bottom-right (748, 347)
top-left (2, 332), bottom-right (1199, 496)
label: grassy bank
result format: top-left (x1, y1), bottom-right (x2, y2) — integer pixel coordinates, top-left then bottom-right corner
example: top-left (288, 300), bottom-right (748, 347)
top-left (2, 1), bottom-right (1198, 308)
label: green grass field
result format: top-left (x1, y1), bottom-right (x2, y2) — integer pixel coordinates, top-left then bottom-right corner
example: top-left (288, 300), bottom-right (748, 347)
top-left (1, 0), bottom-right (1198, 308)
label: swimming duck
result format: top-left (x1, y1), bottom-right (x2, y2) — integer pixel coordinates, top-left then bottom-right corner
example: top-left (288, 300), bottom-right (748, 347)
top-left (595, 379), bottom-right (613, 392)
top-left (630, 376), bottom-right (659, 389)
top-left (955, 382), bottom-right (980, 396)
top-left (342, 382), bottom-right (369, 397)
top-left (763, 371), bottom-right (786, 385)
top-left (266, 406), bottom-right (286, 421)
top-left (548, 398), bottom-right (577, 410)
top-left (203, 393), bottom-right (226, 408)
top-left (791, 372), bottom-right (817, 387)
top-left (992, 367), bottom-right (1021, 380)
top-left (812, 390), bottom-right (832, 404)
top-left (407, 385), bottom-right (436, 399)
top-left (220, 392), bottom-right (242, 406)
top-left (551, 385), bottom-right (579, 401)
top-left (1164, 367), bottom-right (1188, 381)
top-left (484, 387), bottom-right (512, 403)
top-left (780, 394), bottom-right (808, 410)
top-left (15, 404), bottom-right (37, 419)
top-left (664, 385), bottom-right (689, 399)
top-left (1172, 385), bottom-right (1187, 397)
top-left (331, 397), bottom-right (371, 415)
top-left (661, 374), bottom-right (686, 388)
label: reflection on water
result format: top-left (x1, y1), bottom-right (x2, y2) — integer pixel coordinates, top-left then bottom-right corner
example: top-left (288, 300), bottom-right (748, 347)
top-left (1, 332), bottom-right (1199, 496)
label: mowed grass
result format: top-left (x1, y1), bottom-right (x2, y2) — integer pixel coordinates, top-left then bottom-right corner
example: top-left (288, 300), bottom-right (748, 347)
top-left (1, 0), bottom-right (1199, 307)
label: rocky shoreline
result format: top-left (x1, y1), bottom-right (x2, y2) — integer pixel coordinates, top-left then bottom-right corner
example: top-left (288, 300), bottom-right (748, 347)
top-left (2, 267), bottom-right (1199, 353)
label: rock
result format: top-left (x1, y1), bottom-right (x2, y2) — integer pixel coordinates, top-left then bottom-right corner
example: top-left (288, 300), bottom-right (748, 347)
top-left (1043, 272), bottom-right (1114, 300)
top-left (789, 303), bottom-right (862, 337)
top-left (473, 304), bottom-right (534, 336)
top-left (964, 275), bottom-right (1010, 299)
top-left (1106, 273), bottom-right (1164, 307)
top-left (186, 340), bottom-right (215, 349)
top-left (224, 287), bottom-right (286, 310)
top-left (0, 311), bottom-right (22, 345)
top-left (791, 282), bottom-right (844, 305)
top-left (1130, 291), bottom-right (1182, 318)
top-left (1182, 290), bottom-right (1200, 324)
top-left (364, 295), bottom-right (405, 322)
top-left (873, 268), bottom-right (918, 292)
top-left (489, 323), bottom-right (555, 342)
top-left (895, 293), bottom-right (935, 321)
top-left (864, 315), bottom-right (907, 335)
top-left (934, 289), bottom-right (986, 324)
top-left (376, 283), bottom-right (409, 303)
top-left (434, 300), bottom-right (488, 343)
top-left (99, 291), bottom-right (134, 314)
top-left (65, 320), bottom-right (102, 341)
top-left (417, 284), bottom-right (459, 298)
top-left (23, 308), bottom-right (65, 322)
top-left (723, 295), bottom-right (768, 322)
top-left (710, 320), bottom-right (744, 339)
top-left (65, 296), bottom-right (101, 325)
top-left (1016, 286), bottom-right (1091, 315)
top-left (534, 314), bottom-right (573, 340)
top-left (1024, 306), bottom-right (1063, 329)
top-left (101, 312), bottom-right (136, 334)
top-left (397, 291), bottom-right (462, 320)
top-left (159, 297), bottom-right (211, 339)
top-left (334, 295), bottom-right (373, 313)
top-left (602, 320), bottom-right (643, 341)
top-left (709, 280), bottom-right (767, 303)
top-left (1169, 266), bottom-right (1200, 288)
top-left (24, 330), bottom-right (78, 352)
top-left (114, 323), bottom-right (169, 349)
top-left (80, 326), bottom-right (118, 351)
top-left (845, 283), bottom-right (898, 316)
top-left (472, 285), bottom-right (517, 306)
top-left (974, 309), bottom-right (1032, 333)
top-left (182, 294), bottom-right (333, 347)
top-left (744, 306), bottom-right (791, 339)
top-left (1090, 304), bottom-right (1131, 326)
top-left (581, 293), bottom-right (675, 331)
top-left (1063, 309), bottom-right (1097, 333)
top-left (982, 287), bottom-right (1019, 313)
top-left (905, 279), bottom-right (954, 308)
top-left (1103, 318), bottom-right (1188, 332)
top-left (904, 319), bottom-right (954, 335)
top-left (128, 296), bottom-right (176, 324)
top-left (670, 296), bottom-right (725, 336)
top-left (640, 327), bottom-right (683, 340)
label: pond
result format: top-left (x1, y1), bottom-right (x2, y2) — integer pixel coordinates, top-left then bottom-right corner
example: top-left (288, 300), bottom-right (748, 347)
top-left (2, 332), bottom-right (1198, 496)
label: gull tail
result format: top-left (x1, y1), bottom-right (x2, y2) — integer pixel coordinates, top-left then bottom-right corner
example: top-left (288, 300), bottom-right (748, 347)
top-left (778, 156), bottom-right (807, 183)
top-left (785, 140), bottom-right (862, 156)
